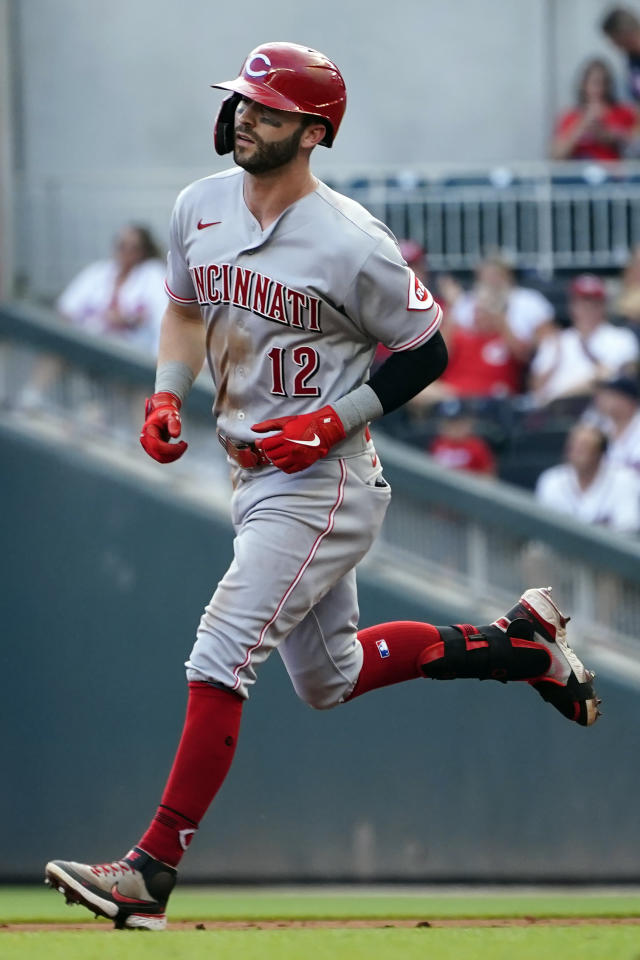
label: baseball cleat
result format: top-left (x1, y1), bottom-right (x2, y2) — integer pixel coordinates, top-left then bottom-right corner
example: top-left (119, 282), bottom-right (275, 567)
top-left (494, 587), bottom-right (600, 726)
top-left (44, 846), bottom-right (176, 930)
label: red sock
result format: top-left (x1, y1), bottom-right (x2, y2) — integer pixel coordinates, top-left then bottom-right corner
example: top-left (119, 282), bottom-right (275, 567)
top-left (347, 620), bottom-right (443, 699)
top-left (137, 682), bottom-right (243, 867)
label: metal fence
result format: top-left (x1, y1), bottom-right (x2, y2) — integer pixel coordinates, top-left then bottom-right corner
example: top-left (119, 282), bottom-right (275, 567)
top-left (363, 174), bottom-right (640, 278)
top-left (3, 300), bottom-right (640, 689)
top-left (12, 161), bottom-right (640, 300)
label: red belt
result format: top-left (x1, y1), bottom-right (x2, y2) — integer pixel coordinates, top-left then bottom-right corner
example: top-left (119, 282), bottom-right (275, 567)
top-left (217, 432), bottom-right (271, 469)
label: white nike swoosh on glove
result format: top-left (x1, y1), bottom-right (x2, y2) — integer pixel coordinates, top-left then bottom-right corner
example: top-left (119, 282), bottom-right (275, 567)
top-left (285, 435), bottom-right (321, 447)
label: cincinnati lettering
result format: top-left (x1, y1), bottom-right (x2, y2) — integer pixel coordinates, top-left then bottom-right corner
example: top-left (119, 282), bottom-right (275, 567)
top-left (190, 263), bottom-right (322, 332)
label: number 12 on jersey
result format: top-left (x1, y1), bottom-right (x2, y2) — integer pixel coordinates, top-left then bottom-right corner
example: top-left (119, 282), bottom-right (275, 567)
top-left (267, 346), bottom-right (320, 397)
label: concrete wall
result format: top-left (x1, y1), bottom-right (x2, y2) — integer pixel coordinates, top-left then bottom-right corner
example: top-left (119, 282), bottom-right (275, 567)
top-left (9, 0), bottom-right (635, 176)
top-left (2, 424), bottom-right (639, 881)
top-left (7, 0), bottom-right (639, 298)
top-left (8, 0), bottom-right (638, 299)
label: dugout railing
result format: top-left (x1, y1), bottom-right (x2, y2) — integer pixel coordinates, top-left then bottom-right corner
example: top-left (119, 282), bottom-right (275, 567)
top-left (3, 299), bottom-right (640, 689)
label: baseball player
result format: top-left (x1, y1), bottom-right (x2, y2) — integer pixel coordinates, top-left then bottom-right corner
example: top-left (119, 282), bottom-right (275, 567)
top-left (45, 42), bottom-right (601, 930)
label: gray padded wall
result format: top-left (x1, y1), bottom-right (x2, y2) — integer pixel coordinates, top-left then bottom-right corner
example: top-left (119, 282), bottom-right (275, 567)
top-left (11, 0), bottom-right (629, 174)
top-left (2, 426), bottom-right (639, 880)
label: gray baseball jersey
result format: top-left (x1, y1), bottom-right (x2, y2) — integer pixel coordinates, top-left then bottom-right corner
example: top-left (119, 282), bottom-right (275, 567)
top-left (165, 167), bottom-right (442, 449)
top-left (165, 167), bottom-right (442, 699)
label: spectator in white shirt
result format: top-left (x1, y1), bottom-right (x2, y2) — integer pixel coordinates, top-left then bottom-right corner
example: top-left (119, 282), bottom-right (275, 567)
top-left (16, 226), bottom-right (166, 414)
top-left (535, 423), bottom-right (640, 533)
top-left (57, 224), bottom-right (167, 355)
top-left (530, 274), bottom-right (639, 406)
top-left (594, 375), bottom-right (640, 473)
top-left (443, 256), bottom-right (555, 358)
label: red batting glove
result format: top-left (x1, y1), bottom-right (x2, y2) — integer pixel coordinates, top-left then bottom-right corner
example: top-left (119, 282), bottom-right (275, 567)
top-left (140, 391), bottom-right (188, 463)
top-left (252, 405), bottom-right (346, 473)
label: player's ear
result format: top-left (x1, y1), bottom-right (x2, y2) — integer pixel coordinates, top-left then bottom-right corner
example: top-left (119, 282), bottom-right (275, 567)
top-left (300, 120), bottom-right (327, 149)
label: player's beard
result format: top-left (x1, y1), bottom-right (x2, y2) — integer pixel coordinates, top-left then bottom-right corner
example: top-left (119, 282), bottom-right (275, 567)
top-left (233, 123), bottom-right (307, 175)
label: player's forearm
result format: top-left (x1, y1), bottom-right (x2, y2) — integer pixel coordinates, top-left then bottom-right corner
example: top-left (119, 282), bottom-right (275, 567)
top-left (154, 302), bottom-right (206, 402)
top-left (157, 302), bottom-right (205, 372)
top-left (333, 332), bottom-right (449, 433)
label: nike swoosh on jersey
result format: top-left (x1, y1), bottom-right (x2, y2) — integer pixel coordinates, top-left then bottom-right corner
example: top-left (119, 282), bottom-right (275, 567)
top-left (286, 435), bottom-right (321, 447)
top-left (197, 219), bottom-right (222, 229)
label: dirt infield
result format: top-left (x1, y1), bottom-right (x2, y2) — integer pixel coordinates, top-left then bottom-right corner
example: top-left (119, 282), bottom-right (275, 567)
top-left (3, 916), bottom-right (640, 932)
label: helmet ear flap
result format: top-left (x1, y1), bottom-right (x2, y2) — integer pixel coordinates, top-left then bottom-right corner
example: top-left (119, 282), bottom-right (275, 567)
top-left (214, 92), bottom-right (242, 155)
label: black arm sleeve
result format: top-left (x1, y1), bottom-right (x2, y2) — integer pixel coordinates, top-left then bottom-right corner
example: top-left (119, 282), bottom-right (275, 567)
top-left (366, 330), bottom-right (448, 414)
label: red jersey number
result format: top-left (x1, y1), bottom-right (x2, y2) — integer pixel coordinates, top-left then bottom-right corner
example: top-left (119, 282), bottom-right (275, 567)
top-left (267, 346), bottom-right (321, 398)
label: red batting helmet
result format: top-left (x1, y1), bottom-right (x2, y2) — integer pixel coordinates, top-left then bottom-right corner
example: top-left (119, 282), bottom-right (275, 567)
top-left (212, 41), bottom-right (347, 154)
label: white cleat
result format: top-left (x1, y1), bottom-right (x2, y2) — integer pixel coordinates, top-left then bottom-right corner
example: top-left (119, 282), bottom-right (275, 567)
top-left (495, 587), bottom-right (601, 726)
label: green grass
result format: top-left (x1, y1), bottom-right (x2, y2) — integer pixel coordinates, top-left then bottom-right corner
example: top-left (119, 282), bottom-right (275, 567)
top-left (2, 887), bottom-right (639, 960)
top-left (2, 885), bottom-right (639, 923)
top-left (2, 928), bottom-right (640, 960)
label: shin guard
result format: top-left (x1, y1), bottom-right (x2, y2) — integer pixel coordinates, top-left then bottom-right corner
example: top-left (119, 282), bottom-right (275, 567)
top-left (420, 619), bottom-right (551, 682)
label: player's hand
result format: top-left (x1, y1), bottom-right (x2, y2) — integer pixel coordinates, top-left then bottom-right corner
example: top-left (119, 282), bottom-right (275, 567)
top-left (140, 391), bottom-right (188, 463)
top-left (252, 405), bottom-right (346, 473)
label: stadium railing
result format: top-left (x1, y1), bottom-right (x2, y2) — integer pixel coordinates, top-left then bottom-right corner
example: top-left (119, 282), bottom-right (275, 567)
top-left (3, 299), bottom-right (640, 688)
top-left (336, 161), bottom-right (640, 278)
top-left (13, 160), bottom-right (640, 301)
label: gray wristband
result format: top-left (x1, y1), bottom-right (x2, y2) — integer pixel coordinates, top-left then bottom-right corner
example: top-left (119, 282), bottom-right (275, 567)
top-left (332, 384), bottom-right (384, 435)
top-left (154, 362), bottom-right (196, 404)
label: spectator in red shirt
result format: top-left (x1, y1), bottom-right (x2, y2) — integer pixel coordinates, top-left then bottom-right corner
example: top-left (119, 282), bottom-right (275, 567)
top-left (429, 401), bottom-right (496, 477)
top-left (411, 287), bottom-right (523, 412)
top-left (443, 255), bottom-right (555, 357)
top-left (550, 58), bottom-right (638, 161)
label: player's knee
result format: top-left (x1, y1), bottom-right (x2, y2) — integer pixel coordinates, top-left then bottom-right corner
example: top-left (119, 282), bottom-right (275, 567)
top-left (291, 679), bottom-right (346, 710)
top-left (299, 692), bottom-right (340, 710)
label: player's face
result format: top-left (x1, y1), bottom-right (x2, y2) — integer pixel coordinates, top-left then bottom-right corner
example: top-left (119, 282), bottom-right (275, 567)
top-left (233, 98), bottom-right (309, 174)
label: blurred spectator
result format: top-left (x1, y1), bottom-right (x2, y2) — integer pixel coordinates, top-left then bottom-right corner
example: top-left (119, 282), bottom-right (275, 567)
top-left (530, 274), bottom-right (639, 406)
top-left (58, 224), bottom-right (166, 354)
top-left (16, 225), bottom-right (166, 415)
top-left (594, 376), bottom-right (640, 472)
top-left (412, 286), bottom-right (524, 410)
top-left (428, 400), bottom-right (496, 476)
top-left (612, 244), bottom-right (640, 333)
top-left (535, 423), bottom-right (640, 533)
top-left (398, 239), bottom-right (429, 284)
top-left (444, 255), bottom-right (555, 355)
top-left (550, 58), bottom-right (638, 161)
top-left (601, 6), bottom-right (640, 104)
